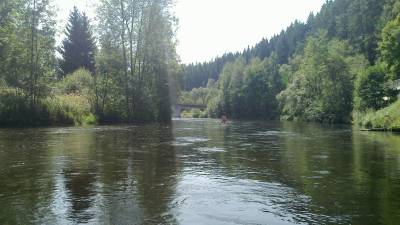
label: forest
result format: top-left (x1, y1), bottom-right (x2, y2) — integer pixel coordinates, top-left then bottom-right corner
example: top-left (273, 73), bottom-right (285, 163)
top-left (1, 0), bottom-right (400, 130)
top-left (0, 0), bottom-right (178, 126)
top-left (180, 0), bottom-right (400, 130)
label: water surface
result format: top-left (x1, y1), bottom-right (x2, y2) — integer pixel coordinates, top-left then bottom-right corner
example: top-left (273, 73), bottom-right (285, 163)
top-left (1, 119), bottom-right (400, 224)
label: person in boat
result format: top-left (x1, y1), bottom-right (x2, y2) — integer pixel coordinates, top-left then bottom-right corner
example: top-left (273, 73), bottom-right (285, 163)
top-left (220, 115), bottom-right (227, 124)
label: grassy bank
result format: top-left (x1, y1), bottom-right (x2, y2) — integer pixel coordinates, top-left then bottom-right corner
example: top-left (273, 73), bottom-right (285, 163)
top-left (0, 69), bottom-right (97, 127)
top-left (45, 94), bottom-right (97, 126)
top-left (0, 86), bottom-right (97, 127)
top-left (354, 99), bottom-right (400, 131)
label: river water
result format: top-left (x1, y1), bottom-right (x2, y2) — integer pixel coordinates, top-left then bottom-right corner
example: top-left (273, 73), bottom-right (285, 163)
top-left (0, 119), bottom-right (399, 225)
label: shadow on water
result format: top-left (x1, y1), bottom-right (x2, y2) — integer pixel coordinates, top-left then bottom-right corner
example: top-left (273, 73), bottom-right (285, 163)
top-left (0, 129), bottom-right (56, 224)
top-left (0, 119), bottom-right (400, 225)
top-left (0, 125), bottom-right (180, 225)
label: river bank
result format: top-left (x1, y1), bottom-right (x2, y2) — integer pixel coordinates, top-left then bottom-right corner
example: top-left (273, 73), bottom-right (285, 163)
top-left (355, 99), bottom-right (400, 132)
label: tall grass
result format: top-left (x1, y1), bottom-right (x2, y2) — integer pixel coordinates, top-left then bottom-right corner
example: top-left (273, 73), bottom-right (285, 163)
top-left (0, 88), bottom-right (50, 126)
top-left (354, 99), bottom-right (400, 131)
top-left (45, 94), bottom-right (97, 126)
top-left (0, 69), bottom-right (97, 126)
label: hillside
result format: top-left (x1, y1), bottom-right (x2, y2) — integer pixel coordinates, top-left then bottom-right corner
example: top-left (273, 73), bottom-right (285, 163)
top-left (179, 0), bottom-right (400, 125)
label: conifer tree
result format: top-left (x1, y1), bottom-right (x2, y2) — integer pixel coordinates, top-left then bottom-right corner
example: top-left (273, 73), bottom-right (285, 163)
top-left (59, 7), bottom-right (96, 77)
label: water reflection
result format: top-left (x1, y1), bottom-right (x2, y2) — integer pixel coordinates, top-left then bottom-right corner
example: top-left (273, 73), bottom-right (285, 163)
top-left (0, 119), bottom-right (400, 224)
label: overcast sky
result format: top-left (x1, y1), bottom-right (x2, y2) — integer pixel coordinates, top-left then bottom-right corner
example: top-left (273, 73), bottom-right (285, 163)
top-left (55, 0), bottom-right (325, 64)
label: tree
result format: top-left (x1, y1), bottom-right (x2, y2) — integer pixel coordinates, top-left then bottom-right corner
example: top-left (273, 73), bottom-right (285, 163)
top-left (59, 7), bottom-right (96, 76)
top-left (380, 14), bottom-right (400, 79)
top-left (1, 0), bottom-right (56, 102)
top-left (277, 31), bottom-right (367, 123)
top-left (208, 55), bottom-right (283, 119)
top-left (354, 64), bottom-right (392, 111)
top-left (96, 0), bottom-right (177, 123)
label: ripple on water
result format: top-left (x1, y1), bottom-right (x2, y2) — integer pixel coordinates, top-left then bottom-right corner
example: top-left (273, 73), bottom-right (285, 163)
top-left (170, 141), bottom-right (193, 146)
top-left (240, 143), bottom-right (253, 147)
top-left (176, 128), bottom-right (200, 131)
top-left (251, 130), bottom-right (296, 137)
top-left (314, 170), bottom-right (330, 175)
top-left (177, 137), bottom-right (210, 142)
top-left (170, 137), bottom-right (210, 146)
top-left (312, 155), bottom-right (329, 160)
top-left (195, 147), bottom-right (225, 153)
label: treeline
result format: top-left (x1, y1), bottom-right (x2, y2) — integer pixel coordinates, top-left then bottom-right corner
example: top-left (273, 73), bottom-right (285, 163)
top-left (0, 0), bottom-right (178, 126)
top-left (183, 0), bottom-right (389, 90)
top-left (180, 0), bottom-right (400, 125)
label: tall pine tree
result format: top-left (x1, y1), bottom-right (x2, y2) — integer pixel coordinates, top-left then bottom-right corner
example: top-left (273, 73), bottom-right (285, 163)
top-left (59, 7), bottom-right (96, 77)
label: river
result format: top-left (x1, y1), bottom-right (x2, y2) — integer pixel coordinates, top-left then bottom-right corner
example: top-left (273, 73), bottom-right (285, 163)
top-left (0, 119), bottom-right (399, 225)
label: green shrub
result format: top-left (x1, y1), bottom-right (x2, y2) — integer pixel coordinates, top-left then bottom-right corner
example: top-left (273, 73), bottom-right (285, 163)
top-left (56, 69), bottom-right (94, 95)
top-left (181, 110), bottom-right (192, 118)
top-left (181, 109), bottom-right (207, 118)
top-left (355, 99), bottom-right (400, 130)
top-left (46, 69), bottom-right (97, 126)
top-left (354, 65), bottom-right (393, 111)
top-left (83, 113), bottom-right (97, 125)
top-left (45, 94), bottom-right (97, 126)
top-left (0, 87), bottom-right (97, 126)
top-left (0, 88), bottom-right (51, 126)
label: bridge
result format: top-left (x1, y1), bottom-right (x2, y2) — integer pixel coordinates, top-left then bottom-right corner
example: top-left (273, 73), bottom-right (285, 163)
top-left (172, 104), bottom-right (207, 118)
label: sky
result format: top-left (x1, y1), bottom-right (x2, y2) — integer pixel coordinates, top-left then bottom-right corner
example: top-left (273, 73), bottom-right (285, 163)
top-left (55, 0), bottom-right (326, 64)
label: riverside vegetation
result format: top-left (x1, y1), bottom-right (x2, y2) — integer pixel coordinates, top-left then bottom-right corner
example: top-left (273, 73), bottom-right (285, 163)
top-left (180, 0), bottom-right (400, 131)
top-left (1, 0), bottom-right (400, 130)
top-left (0, 0), bottom-right (178, 126)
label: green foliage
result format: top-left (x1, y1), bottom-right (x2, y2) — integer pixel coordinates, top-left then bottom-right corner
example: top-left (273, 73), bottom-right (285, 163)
top-left (354, 64), bottom-right (393, 111)
top-left (0, 0), bottom-right (56, 104)
top-left (45, 94), bottom-right (97, 126)
top-left (181, 0), bottom-right (390, 90)
top-left (48, 69), bottom-right (97, 125)
top-left (179, 0), bottom-right (400, 126)
top-left (179, 79), bottom-right (217, 106)
top-left (1, 0), bottom-right (400, 127)
top-left (179, 87), bottom-right (209, 105)
top-left (181, 109), bottom-right (207, 118)
top-left (0, 88), bottom-right (50, 126)
top-left (56, 69), bottom-right (94, 95)
top-left (277, 32), bottom-right (368, 123)
top-left (96, 0), bottom-right (176, 123)
top-left (355, 100), bottom-right (400, 130)
top-left (380, 14), bottom-right (400, 79)
top-left (0, 87), bottom-right (96, 126)
top-left (208, 55), bottom-right (283, 119)
top-left (59, 7), bottom-right (96, 76)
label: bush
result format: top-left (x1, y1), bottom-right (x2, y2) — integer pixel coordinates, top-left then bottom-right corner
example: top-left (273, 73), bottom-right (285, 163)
top-left (0, 88), bottom-right (51, 126)
top-left (354, 65), bottom-right (393, 111)
top-left (48, 68), bottom-right (97, 125)
top-left (0, 87), bottom-right (97, 126)
top-left (355, 99), bottom-right (400, 131)
top-left (45, 94), bottom-right (97, 126)
top-left (181, 109), bottom-right (208, 118)
top-left (56, 69), bottom-right (94, 95)
top-left (0, 69), bottom-right (98, 127)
